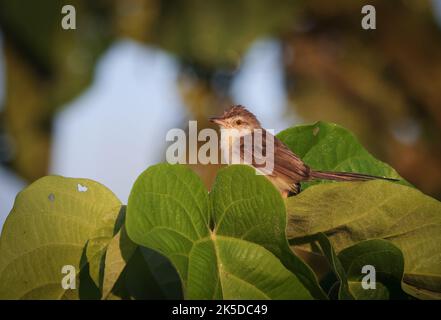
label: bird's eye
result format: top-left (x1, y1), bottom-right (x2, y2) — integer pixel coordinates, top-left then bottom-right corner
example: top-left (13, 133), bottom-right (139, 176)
top-left (235, 119), bottom-right (242, 125)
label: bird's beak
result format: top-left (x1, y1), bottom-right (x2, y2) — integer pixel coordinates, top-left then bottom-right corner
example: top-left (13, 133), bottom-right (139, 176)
top-left (209, 117), bottom-right (225, 125)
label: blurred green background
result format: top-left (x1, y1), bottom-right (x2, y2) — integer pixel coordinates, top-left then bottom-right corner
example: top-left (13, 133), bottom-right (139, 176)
top-left (1, 0), bottom-right (441, 223)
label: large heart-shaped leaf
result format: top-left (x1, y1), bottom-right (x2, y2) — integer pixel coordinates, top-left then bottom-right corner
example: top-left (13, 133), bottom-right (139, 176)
top-left (126, 163), bottom-right (323, 299)
top-left (0, 176), bottom-right (123, 299)
top-left (286, 180), bottom-right (441, 299)
top-left (276, 122), bottom-right (407, 189)
top-left (210, 165), bottom-right (325, 299)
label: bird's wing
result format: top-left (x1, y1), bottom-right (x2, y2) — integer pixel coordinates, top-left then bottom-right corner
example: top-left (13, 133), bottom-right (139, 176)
top-left (238, 129), bottom-right (310, 183)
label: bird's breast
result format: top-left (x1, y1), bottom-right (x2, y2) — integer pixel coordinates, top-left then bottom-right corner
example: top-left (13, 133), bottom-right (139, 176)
top-left (219, 129), bottom-right (248, 164)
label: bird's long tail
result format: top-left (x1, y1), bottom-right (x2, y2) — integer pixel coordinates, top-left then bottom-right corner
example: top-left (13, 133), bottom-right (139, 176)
top-left (310, 170), bottom-right (399, 182)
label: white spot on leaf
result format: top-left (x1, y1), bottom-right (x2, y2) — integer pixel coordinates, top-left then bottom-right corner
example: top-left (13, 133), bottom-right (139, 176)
top-left (77, 184), bottom-right (88, 192)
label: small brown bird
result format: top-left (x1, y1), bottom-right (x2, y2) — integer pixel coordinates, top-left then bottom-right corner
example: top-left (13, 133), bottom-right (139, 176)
top-left (210, 105), bottom-right (398, 197)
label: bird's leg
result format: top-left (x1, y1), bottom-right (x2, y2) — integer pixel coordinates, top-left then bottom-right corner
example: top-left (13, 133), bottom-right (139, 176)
top-left (286, 183), bottom-right (302, 197)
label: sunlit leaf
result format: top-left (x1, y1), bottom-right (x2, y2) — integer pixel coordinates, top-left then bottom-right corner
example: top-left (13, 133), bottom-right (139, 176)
top-left (0, 176), bottom-right (122, 299)
top-left (126, 163), bottom-right (321, 299)
top-left (287, 180), bottom-right (441, 299)
top-left (277, 122), bottom-right (407, 190)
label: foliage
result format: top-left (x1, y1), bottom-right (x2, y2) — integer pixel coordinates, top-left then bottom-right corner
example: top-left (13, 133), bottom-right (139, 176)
top-left (0, 122), bottom-right (440, 299)
top-left (277, 122), bottom-right (407, 190)
top-left (126, 164), bottom-right (324, 299)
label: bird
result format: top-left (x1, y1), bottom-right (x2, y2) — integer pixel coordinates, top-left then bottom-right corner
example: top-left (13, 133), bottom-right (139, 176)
top-left (209, 105), bottom-right (398, 198)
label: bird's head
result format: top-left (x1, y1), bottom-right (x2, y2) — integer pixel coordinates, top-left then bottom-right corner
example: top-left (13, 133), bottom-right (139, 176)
top-left (209, 105), bottom-right (261, 131)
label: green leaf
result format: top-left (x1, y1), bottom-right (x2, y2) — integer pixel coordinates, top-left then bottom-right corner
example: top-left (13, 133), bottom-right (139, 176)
top-left (139, 247), bottom-right (183, 299)
top-left (315, 233), bottom-right (354, 300)
top-left (210, 165), bottom-right (326, 299)
top-left (101, 223), bottom-right (137, 299)
top-left (187, 236), bottom-right (310, 299)
top-left (338, 239), bottom-right (405, 300)
top-left (104, 245), bottom-right (183, 300)
top-left (107, 246), bottom-right (181, 300)
top-left (0, 176), bottom-right (122, 299)
top-left (287, 180), bottom-right (441, 299)
top-left (315, 235), bottom-right (405, 300)
top-left (126, 163), bottom-right (320, 299)
top-left (126, 163), bottom-right (210, 289)
top-left (276, 122), bottom-right (407, 190)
